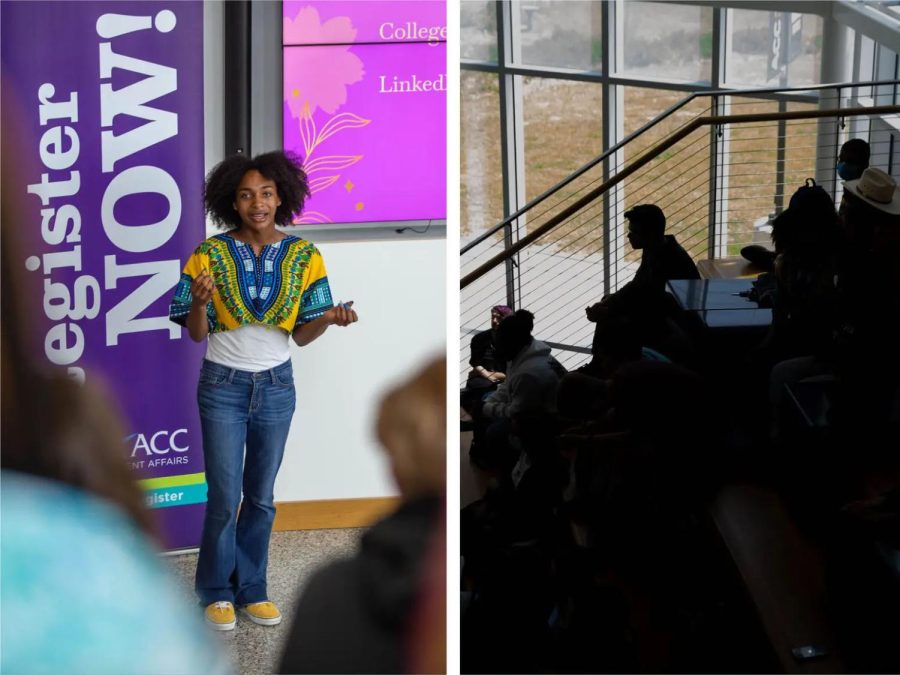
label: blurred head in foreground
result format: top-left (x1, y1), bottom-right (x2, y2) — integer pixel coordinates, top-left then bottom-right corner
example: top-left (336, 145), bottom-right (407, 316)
top-left (280, 357), bottom-right (447, 674)
top-left (0, 91), bottom-right (227, 675)
top-left (377, 357), bottom-right (446, 499)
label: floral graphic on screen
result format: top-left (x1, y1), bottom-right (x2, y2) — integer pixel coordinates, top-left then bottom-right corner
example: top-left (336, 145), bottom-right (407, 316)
top-left (284, 6), bottom-right (370, 224)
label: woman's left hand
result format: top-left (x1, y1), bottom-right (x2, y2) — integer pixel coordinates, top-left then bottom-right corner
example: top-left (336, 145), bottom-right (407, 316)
top-left (324, 301), bottom-right (358, 327)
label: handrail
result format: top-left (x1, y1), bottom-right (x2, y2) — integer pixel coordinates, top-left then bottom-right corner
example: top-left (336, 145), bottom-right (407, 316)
top-left (461, 103), bottom-right (900, 289)
top-left (461, 78), bottom-right (900, 254)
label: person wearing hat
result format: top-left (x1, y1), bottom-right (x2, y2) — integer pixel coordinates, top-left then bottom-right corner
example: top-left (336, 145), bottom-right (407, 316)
top-left (767, 170), bottom-right (900, 440)
top-left (833, 167), bottom-right (900, 432)
top-left (839, 167), bottom-right (900, 295)
top-left (841, 166), bottom-right (900, 221)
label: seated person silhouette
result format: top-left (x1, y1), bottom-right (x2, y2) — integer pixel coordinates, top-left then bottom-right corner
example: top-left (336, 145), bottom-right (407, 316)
top-left (470, 310), bottom-right (563, 476)
top-left (461, 305), bottom-right (513, 417)
top-left (585, 204), bottom-right (698, 364)
top-left (744, 139), bottom-right (871, 269)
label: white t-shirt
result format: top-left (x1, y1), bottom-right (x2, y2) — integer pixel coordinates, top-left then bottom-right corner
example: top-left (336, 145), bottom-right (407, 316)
top-left (206, 324), bottom-right (291, 372)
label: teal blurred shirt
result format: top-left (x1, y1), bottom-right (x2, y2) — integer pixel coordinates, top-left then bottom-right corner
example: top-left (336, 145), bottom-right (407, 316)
top-left (1, 471), bottom-right (232, 675)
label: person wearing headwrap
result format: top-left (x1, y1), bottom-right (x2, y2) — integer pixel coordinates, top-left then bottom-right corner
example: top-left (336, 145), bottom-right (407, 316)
top-left (462, 306), bottom-right (514, 416)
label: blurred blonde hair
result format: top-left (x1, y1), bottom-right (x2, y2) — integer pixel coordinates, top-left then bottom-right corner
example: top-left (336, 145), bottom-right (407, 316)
top-left (376, 357), bottom-right (446, 499)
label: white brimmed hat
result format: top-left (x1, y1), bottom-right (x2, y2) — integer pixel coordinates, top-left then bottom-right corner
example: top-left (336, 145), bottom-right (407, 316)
top-left (842, 167), bottom-right (900, 216)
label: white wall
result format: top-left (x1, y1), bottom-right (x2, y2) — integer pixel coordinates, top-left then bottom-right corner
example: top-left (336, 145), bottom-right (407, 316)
top-left (274, 236), bottom-right (446, 501)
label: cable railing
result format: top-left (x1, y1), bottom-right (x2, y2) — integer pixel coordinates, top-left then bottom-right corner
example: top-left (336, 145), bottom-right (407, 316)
top-left (460, 80), bottom-right (900, 376)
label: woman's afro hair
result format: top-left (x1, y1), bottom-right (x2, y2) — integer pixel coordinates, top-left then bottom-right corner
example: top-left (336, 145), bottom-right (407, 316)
top-left (204, 150), bottom-right (310, 229)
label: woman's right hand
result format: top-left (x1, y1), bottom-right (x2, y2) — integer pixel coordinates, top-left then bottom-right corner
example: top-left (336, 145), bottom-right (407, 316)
top-left (191, 268), bottom-right (215, 305)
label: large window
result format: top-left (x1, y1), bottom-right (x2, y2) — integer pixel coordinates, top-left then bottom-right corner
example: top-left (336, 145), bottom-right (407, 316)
top-left (522, 78), bottom-right (602, 202)
top-left (461, 0), bottom-right (900, 361)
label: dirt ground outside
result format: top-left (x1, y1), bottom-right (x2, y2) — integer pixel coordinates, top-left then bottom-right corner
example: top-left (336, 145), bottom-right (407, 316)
top-left (461, 78), bottom-right (824, 261)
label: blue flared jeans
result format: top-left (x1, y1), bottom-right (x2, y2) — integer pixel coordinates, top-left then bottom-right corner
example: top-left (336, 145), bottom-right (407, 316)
top-left (194, 358), bottom-right (295, 606)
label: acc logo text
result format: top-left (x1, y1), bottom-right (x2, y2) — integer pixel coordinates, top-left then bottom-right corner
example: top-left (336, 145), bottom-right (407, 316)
top-left (127, 428), bottom-right (188, 456)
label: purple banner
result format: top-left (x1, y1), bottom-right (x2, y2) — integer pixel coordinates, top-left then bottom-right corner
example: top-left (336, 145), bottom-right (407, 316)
top-left (283, 1), bottom-right (447, 224)
top-left (1, 1), bottom-right (207, 550)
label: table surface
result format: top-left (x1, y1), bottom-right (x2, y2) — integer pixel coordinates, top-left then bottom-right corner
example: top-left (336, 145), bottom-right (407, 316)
top-left (668, 278), bottom-right (772, 332)
top-left (700, 308), bottom-right (773, 328)
top-left (668, 278), bottom-right (760, 311)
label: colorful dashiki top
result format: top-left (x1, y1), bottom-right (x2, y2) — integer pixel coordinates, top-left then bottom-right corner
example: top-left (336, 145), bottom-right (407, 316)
top-left (168, 233), bottom-right (333, 334)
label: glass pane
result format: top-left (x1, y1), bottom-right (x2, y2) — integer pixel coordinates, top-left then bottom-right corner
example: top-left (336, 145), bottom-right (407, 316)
top-left (461, 71), bottom-right (503, 242)
top-left (523, 77), bottom-right (603, 204)
top-left (724, 9), bottom-right (823, 88)
top-left (512, 1), bottom-right (603, 72)
top-left (619, 87), bottom-right (711, 262)
top-left (461, 0), bottom-right (497, 62)
top-left (859, 35), bottom-right (876, 82)
top-left (719, 98), bottom-right (820, 256)
top-left (619, 2), bottom-right (713, 83)
top-left (856, 35), bottom-right (876, 100)
top-left (517, 77), bottom-right (603, 362)
top-left (875, 46), bottom-right (898, 106)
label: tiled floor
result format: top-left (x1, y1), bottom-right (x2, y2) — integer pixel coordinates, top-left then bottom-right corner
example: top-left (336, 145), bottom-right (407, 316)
top-left (165, 528), bottom-right (362, 675)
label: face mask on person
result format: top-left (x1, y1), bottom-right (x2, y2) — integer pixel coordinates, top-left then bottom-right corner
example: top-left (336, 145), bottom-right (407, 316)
top-left (837, 161), bottom-right (863, 181)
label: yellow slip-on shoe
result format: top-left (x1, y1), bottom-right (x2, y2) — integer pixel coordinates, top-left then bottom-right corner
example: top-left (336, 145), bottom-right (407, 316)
top-left (239, 601), bottom-right (282, 626)
top-left (205, 601), bottom-right (236, 631)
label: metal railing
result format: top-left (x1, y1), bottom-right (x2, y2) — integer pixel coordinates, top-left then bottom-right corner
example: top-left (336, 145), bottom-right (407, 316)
top-left (460, 80), bottom-right (900, 376)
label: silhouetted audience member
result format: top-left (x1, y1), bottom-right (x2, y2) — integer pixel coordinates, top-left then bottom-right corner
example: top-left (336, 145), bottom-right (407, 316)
top-left (832, 167), bottom-right (900, 435)
top-left (461, 305), bottom-right (513, 415)
top-left (837, 138), bottom-right (870, 182)
top-left (577, 360), bottom-right (723, 559)
top-left (461, 313), bottom-right (568, 674)
top-left (610, 360), bottom-right (712, 455)
top-left (749, 180), bottom-right (840, 437)
top-left (586, 205), bottom-right (699, 366)
top-left (587, 204), bottom-right (698, 321)
top-left (557, 372), bottom-right (611, 427)
top-left (770, 169), bottom-right (899, 444)
top-left (765, 178), bottom-right (840, 361)
top-left (280, 358), bottom-right (445, 674)
top-left (468, 305), bottom-right (513, 385)
top-left (838, 138), bottom-right (872, 225)
top-left (469, 310), bottom-right (563, 474)
top-left (580, 315), bottom-right (672, 378)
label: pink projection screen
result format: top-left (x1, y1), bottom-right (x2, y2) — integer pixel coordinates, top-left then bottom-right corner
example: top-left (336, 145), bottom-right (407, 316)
top-left (282, 1), bottom-right (447, 225)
